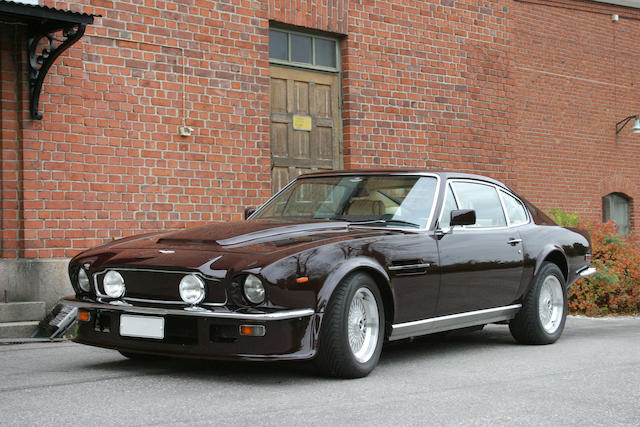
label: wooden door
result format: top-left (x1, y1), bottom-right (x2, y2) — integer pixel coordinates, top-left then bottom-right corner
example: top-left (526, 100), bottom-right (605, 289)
top-left (270, 66), bottom-right (342, 193)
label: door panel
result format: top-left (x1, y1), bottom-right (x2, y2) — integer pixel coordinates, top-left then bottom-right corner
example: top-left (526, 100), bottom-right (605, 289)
top-left (269, 66), bottom-right (341, 194)
top-left (436, 229), bottom-right (524, 315)
top-left (435, 180), bottom-right (524, 315)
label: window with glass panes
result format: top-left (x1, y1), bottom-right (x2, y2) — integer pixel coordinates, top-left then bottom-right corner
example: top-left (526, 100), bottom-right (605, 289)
top-left (603, 192), bottom-right (631, 234)
top-left (269, 28), bottom-right (339, 71)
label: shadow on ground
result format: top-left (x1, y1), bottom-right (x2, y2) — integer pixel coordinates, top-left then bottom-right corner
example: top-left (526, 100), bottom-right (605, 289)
top-left (74, 325), bottom-right (521, 383)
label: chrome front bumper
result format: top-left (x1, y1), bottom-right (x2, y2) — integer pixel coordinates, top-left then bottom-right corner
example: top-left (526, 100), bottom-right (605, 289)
top-left (61, 296), bottom-right (315, 321)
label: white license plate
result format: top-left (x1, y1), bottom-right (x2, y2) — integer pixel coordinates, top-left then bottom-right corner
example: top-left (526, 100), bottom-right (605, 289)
top-left (120, 315), bottom-right (165, 339)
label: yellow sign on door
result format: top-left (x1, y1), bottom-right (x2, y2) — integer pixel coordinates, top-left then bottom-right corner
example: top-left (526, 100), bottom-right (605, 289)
top-left (292, 115), bottom-right (312, 131)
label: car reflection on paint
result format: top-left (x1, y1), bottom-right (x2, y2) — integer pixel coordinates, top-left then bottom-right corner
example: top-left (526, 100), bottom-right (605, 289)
top-left (63, 170), bottom-right (596, 378)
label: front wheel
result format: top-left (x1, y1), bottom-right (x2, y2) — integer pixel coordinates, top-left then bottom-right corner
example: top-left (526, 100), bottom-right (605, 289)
top-left (314, 272), bottom-right (384, 378)
top-left (509, 262), bottom-right (567, 345)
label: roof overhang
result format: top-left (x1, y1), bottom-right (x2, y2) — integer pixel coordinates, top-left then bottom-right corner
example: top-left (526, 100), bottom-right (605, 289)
top-left (590, 0), bottom-right (640, 9)
top-left (0, 0), bottom-right (96, 119)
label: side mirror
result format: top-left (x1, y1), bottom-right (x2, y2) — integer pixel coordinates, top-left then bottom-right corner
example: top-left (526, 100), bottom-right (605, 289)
top-left (450, 209), bottom-right (476, 227)
top-left (244, 207), bottom-right (256, 220)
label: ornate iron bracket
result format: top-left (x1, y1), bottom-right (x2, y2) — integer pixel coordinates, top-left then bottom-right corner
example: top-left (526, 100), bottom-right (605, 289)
top-left (27, 22), bottom-right (87, 120)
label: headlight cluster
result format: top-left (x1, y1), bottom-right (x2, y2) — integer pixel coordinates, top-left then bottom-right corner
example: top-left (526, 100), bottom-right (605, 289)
top-left (76, 268), bottom-right (265, 306)
top-left (103, 270), bottom-right (126, 298)
top-left (179, 274), bottom-right (205, 304)
top-left (243, 274), bottom-right (265, 304)
top-left (77, 268), bottom-right (91, 292)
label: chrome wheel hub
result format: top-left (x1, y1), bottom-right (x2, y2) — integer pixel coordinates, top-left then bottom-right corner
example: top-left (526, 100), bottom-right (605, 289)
top-left (538, 275), bottom-right (563, 334)
top-left (347, 288), bottom-right (380, 363)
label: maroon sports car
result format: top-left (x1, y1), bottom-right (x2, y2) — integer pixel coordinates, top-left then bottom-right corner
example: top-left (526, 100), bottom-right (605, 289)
top-left (63, 170), bottom-right (595, 378)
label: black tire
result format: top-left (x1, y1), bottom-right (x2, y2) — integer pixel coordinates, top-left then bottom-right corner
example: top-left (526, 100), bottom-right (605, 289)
top-left (509, 262), bottom-right (567, 345)
top-left (314, 272), bottom-right (385, 378)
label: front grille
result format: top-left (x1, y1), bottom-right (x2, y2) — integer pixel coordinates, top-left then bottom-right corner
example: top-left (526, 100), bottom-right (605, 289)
top-left (94, 268), bottom-right (226, 305)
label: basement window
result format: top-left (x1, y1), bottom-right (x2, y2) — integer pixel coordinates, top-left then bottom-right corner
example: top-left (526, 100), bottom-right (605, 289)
top-left (603, 192), bottom-right (631, 234)
top-left (269, 28), bottom-right (338, 72)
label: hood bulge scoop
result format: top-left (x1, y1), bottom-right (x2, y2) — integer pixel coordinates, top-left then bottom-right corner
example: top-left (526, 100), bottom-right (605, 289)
top-left (142, 220), bottom-right (374, 254)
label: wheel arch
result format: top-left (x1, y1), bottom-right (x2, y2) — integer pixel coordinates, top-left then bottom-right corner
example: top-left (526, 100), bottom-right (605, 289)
top-left (534, 245), bottom-right (568, 283)
top-left (316, 257), bottom-right (395, 329)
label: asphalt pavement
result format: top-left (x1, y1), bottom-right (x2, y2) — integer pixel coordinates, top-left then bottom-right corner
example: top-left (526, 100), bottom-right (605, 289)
top-left (0, 316), bottom-right (638, 426)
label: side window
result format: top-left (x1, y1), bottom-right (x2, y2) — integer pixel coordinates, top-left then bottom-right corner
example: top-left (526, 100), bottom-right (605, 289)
top-left (500, 190), bottom-right (528, 226)
top-left (451, 182), bottom-right (507, 228)
top-left (439, 184), bottom-right (459, 228)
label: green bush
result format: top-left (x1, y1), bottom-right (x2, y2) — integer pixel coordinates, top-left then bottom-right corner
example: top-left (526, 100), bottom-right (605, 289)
top-left (549, 208), bottom-right (579, 227)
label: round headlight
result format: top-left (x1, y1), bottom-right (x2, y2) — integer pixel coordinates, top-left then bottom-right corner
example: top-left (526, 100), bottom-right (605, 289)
top-left (179, 274), bottom-right (205, 305)
top-left (78, 268), bottom-right (91, 292)
top-left (103, 270), bottom-right (125, 298)
top-left (243, 274), bottom-right (265, 304)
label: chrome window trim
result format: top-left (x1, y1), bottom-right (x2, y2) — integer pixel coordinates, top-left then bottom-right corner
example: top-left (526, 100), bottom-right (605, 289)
top-left (437, 178), bottom-right (531, 231)
top-left (92, 267), bottom-right (226, 305)
top-left (497, 188), bottom-right (512, 227)
top-left (253, 173), bottom-right (442, 233)
top-left (437, 181), bottom-right (461, 228)
top-left (498, 188), bottom-right (530, 228)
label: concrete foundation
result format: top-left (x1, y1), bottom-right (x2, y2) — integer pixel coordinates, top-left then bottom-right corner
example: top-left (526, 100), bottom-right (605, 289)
top-left (0, 258), bottom-right (72, 310)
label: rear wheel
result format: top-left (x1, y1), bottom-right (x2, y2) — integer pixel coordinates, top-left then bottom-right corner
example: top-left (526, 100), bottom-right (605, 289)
top-left (509, 262), bottom-right (567, 345)
top-left (315, 272), bottom-right (384, 378)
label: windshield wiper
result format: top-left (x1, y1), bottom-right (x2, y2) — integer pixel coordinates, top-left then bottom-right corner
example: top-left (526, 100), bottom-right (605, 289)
top-left (347, 219), bottom-right (421, 228)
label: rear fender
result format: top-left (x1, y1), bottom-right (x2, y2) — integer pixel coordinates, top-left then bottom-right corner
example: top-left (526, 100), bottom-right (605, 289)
top-left (530, 245), bottom-right (568, 289)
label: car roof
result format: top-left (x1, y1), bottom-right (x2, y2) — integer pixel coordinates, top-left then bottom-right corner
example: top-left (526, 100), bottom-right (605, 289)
top-left (297, 169), bottom-right (511, 191)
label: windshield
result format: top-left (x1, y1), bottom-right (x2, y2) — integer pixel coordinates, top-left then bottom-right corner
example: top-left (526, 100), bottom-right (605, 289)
top-left (253, 175), bottom-right (438, 228)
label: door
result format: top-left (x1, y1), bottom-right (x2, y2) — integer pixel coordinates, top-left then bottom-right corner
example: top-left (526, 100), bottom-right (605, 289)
top-left (270, 66), bottom-right (342, 193)
top-left (436, 180), bottom-right (524, 315)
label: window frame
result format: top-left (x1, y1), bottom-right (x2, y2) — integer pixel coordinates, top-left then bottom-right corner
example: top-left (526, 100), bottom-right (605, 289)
top-left (268, 27), bottom-right (340, 73)
top-left (251, 173), bottom-right (442, 232)
top-left (499, 189), bottom-right (529, 227)
top-left (602, 192), bottom-right (631, 234)
top-left (437, 179), bottom-right (531, 230)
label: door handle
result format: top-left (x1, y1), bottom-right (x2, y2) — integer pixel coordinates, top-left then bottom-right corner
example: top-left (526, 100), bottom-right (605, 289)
top-left (507, 238), bottom-right (522, 246)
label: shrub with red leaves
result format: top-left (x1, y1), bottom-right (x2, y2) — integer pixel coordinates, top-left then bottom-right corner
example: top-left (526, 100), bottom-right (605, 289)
top-left (568, 221), bottom-right (640, 316)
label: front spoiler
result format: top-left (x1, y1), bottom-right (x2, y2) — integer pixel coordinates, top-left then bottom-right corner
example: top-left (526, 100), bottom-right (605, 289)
top-left (61, 296), bottom-right (314, 321)
top-left (63, 296), bottom-right (319, 361)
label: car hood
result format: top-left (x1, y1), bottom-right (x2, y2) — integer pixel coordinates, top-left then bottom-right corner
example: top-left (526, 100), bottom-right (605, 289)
top-left (102, 219), bottom-right (390, 255)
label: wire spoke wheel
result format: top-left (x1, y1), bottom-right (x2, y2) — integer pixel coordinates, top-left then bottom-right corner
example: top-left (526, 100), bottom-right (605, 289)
top-left (538, 275), bottom-right (564, 334)
top-left (510, 262), bottom-right (567, 345)
top-left (315, 273), bottom-right (384, 378)
top-left (347, 288), bottom-right (379, 363)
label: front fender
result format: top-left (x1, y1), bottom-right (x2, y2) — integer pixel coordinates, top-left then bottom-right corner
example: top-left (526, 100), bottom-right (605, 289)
top-left (315, 256), bottom-right (391, 314)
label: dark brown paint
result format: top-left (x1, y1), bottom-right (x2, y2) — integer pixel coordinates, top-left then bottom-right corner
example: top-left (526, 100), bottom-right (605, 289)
top-left (69, 170), bottom-right (591, 361)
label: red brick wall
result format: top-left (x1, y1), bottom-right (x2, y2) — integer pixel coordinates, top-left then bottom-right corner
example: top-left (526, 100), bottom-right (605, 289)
top-left (3, 0), bottom-right (274, 258)
top-left (512, 0), bottom-right (640, 231)
top-left (268, 0), bottom-right (348, 34)
top-left (1, 0), bottom-right (638, 259)
top-left (341, 0), bottom-right (513, 176)
top-left (0, 24), bottom-right (28, 258)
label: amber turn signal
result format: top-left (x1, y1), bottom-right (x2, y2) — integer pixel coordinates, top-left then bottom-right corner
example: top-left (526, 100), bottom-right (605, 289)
top-left (295, 277), bottom-right (309, 284)
top-left (78, 310), bottom-right (91, 322)
top-left (239, 324), bottom-right (266, 337)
